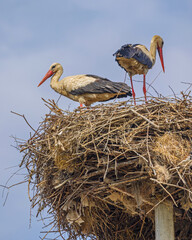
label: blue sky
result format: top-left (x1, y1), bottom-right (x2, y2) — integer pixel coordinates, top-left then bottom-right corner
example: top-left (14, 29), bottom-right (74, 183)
top-left (0, 1), bottom-right (192, 239)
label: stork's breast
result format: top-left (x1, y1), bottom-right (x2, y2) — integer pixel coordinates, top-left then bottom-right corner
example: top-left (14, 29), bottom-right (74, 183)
top-left (116, 57), bottom-right (148, 75)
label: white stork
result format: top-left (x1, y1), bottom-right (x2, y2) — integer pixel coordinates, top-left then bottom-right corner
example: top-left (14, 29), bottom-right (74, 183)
top-left (113, 35), bottom-right (165, 105)
top-left (38, 63), bottom-right (132, 107)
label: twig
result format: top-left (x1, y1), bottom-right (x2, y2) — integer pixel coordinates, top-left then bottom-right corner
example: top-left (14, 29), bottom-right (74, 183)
top-left (11, 111), bottom-right (36, 132)
top-left (150, 178), bottom-right (178, 206)
top-left (130, 108), bottom-right (159, 128)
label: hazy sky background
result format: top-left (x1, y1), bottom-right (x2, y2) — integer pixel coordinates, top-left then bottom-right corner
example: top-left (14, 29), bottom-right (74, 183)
top-left (0, 0), bottom-right (192, 239)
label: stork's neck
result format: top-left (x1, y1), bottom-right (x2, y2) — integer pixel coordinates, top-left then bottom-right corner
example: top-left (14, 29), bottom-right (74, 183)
top-left (50, 68), bottom-right (66, 95)
top-left (150, 41), bottom-right (157, 65)
top-left (51, 68), bottom-right (63, 84)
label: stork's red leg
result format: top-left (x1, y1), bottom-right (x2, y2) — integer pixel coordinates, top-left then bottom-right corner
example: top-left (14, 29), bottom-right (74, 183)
top-left (143, 74), bottom-right (147, 103)
top-left (130, 75), bottom-right (136, 105)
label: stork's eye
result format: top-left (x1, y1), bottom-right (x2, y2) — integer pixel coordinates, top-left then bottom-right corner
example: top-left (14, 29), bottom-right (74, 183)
top-left (52, 65), bottom-right (56, 69)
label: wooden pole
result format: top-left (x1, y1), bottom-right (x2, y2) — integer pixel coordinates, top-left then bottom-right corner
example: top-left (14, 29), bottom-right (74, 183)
top-left (155, 201), bottom-right (174, 240)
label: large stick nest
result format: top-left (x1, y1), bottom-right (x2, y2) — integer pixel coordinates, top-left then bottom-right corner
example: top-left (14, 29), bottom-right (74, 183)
top-left (19, 96), bottom-right (192, 240)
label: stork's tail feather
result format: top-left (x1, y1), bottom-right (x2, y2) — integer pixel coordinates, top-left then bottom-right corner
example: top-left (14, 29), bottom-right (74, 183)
top-left (110, 82), bottom-right (132, 97)
top-left (98, 81), bottom-right (132, 103)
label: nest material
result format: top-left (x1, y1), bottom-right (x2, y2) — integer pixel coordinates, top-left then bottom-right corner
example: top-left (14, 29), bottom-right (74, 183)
top-left (19, 96), bottom-right (192, 240)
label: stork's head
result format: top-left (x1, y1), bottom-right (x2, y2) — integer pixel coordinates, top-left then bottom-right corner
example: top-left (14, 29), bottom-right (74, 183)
top-left (151, 35), bottom-right (165, 72)
top-left (38, 63), bottom-right (63, 87)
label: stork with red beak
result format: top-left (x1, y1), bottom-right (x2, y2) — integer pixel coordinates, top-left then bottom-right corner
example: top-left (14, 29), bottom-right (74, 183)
top-left (113, 35), bottom-right (165, 105)
top-left (38, 63), bottom-right (132, 107)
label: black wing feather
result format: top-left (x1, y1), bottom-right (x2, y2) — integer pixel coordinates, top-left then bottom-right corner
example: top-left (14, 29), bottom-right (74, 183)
top-left (113, 44), bottom-right (153, 69)
top-left (70, 75), bottom-right (132, 97)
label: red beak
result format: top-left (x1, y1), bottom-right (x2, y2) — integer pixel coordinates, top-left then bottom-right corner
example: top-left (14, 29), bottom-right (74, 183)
top-left (157, 47), bottom-right (165, 73)
top-left (37, 70), bottom-right (54, 87)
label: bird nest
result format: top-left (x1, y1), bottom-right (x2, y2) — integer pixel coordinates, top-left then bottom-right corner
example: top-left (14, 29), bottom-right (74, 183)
top-left (19, 96), bottom-right (192, 240)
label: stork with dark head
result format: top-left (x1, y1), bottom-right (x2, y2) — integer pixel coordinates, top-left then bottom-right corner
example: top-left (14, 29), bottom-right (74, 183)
top-left (38, 63), bottom-right (132, 107)
top-left (113, 35), bottom-right (165, 105)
